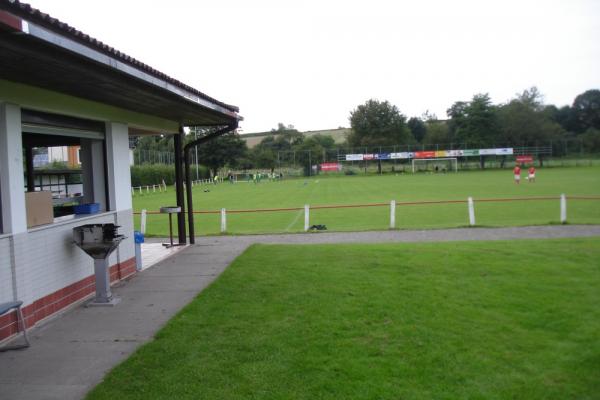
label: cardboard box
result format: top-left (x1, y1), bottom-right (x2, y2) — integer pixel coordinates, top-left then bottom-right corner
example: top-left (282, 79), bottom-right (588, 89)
top-left (25, 191), bottom-right (54, 228)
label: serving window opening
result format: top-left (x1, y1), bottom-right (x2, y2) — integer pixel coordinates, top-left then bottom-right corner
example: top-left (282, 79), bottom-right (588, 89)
top-left (21, 110), bottom-right (108, 226)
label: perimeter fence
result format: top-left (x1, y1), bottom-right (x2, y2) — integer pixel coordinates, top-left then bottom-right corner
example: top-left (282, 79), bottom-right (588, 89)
top-left (133, 195), bottom-right (600, 236)
top-left (276, 142), bottom-right (600, 177)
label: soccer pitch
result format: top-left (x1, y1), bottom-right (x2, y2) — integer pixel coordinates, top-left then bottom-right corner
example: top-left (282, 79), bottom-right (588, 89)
top-left (133, 167), bottom-right (600, 236)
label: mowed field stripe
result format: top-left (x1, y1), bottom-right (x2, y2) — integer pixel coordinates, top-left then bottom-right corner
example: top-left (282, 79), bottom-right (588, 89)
top-left (285, 179), bottom-right (321, 231)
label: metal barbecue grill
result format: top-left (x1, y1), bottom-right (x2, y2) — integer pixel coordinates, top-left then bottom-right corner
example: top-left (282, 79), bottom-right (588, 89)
top-left (73, 224), bottom-right (125, 306)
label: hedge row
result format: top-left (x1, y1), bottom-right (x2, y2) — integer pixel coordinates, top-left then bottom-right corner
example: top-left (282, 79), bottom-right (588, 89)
top-left (130, 163), bottom-right (211, 187)
top-left (130, 164), bottom-right (175, 187)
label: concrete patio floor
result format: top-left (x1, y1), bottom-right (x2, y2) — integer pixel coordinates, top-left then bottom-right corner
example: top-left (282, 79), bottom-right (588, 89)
top-left (1, 225), bottom-right (599, 400)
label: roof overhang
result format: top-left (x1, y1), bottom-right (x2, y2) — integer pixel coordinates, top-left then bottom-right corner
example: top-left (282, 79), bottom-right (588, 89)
top-left (0, 4), bottom-right (241, 129)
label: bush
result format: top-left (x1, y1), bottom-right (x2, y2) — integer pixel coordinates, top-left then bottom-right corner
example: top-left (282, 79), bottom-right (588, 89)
top-left (131, 164), bottom-right (175, 187)
top-left (130, 163), bottom-right (211, 187)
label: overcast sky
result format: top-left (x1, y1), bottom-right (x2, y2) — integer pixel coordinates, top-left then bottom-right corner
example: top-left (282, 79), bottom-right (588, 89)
top-left (25, 0), bottom-right (600, 133)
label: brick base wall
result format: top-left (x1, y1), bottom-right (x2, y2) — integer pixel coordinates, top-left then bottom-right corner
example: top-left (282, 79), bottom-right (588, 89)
top-left (0, 257), bottom-right (136, 341)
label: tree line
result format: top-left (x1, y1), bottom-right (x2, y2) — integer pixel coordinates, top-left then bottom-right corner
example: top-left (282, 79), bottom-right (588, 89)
top-left (350, 87), bottom-right (600, 153)
top-left (132, 87), bottom-right (600, 177)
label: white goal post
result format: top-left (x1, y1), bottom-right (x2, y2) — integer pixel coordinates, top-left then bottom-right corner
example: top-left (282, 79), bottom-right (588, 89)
top-left (412, 157), bottom-right (458, 173)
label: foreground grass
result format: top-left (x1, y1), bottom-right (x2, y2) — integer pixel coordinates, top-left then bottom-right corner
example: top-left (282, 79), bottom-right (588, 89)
top-left (88, 238), bottom-right (600, 399)
top-left (133, 167), bottom-right (600, 235)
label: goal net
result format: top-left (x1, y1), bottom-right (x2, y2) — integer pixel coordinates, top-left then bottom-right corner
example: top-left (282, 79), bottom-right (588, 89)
top-left (412, 157), bottom-right (458, 173)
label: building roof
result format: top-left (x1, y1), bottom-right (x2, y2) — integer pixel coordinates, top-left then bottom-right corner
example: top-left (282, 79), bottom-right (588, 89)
top-left (0, 0), bottom-right (240, 128)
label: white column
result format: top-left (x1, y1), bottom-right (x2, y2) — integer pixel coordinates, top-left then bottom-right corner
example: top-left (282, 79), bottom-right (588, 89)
top-left (105, 122), bottom-right (132, 212)
top-left (220, 208), bottom-right (227, 233)
top-left (140, 209), bottom-right (147, 234)
top-left (560, 194), bottom-right (567, 224)
top-left (468, 197), bottom-right (476, 226)
top-left (304, 205), bottom-right (310, 232)
top-left (390, 200), bottom-right (396, 229)
top-left (0, 103), bottom-right (27, 234)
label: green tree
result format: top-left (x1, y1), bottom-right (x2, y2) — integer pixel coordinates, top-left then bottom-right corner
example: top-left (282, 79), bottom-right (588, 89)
top-left (348, 99), bottom-right (412, 147)
top-left (194, 131), bottom-right (247, 177)
top-left (247, 123), bottom-right (305, 170)
top-left (423, 121), bottom-right (449, 145)
top-left (543, 105), bottom-right (577, 133)
top-left (249, 147), bottom-right (277, 170)
top-left (295, 134), bottom-right (336, 176)
top-left (271, 123), bottom-right (304, 147)
top-left (580, 127), bottom-right (600, 153)
top-left (515, 86), bottom-right (544, 111)
top-left (572, 89), bottom-right (600, 133)
top-left (407, 117), bottom-right (427, 143)
top-left (447, 94), bottom-right (499, 148)
top-left (496, 89), bottom-right (566, 165)
top-left (497, 99), bottom-right (564, 146)
top-left (132, 134), bottom-right (174, 163)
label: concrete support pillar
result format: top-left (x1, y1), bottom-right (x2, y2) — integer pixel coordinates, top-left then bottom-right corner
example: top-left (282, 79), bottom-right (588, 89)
top-left (105, 122), bottom-right (132, 212)
top-left (0, 103), bottom-right (26, 234)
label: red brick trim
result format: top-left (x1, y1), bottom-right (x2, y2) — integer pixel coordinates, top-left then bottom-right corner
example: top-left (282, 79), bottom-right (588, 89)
top-left (0, 10), bottom-right (24, 32)
top-left (0, 257), bottom-right (136, 341)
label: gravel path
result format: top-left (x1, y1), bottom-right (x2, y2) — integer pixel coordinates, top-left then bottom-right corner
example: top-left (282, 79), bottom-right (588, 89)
top-left (186, 224), bottom-right (600, 247)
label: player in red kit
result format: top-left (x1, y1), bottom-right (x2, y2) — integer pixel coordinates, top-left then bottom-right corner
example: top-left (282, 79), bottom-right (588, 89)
top-left (528, 166), bottom-right (536, 183)
top-left (513, 164), bottom-right (521, 184)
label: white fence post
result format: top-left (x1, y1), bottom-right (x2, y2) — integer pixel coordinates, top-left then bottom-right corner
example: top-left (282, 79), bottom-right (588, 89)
top-left (390, 200), bottom-right (396, 229)
top-left (140, 209), bottom-right (147, 234)
top-left (139, 186), bottom-right (142, 195)
top-left (304, 204), bottom-right (310, 232)
top-left (560, 194), bottom-right (567, 224)
top-left (221, 208), bottom-right (227, 233)
top-left (468, 197), bottom-right (476, 226)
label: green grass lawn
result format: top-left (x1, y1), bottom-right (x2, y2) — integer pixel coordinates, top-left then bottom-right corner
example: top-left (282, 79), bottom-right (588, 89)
top-left (133, 167), bottom-right (600, 236)
top-left (87, 238), bottom-right (600, 399)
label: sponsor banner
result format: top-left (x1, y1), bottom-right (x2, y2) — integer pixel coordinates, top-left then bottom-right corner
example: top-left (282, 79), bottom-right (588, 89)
top-left (390, 152), bottom-right (412, 159)
top-left (462, 149), bottom-right (479, 156)
top-left (320, 162), bottom-right (341, 171)
top-left (343, 148), bottom-right (514, 161)
top-left (345, 154), bottom-right (363, 161)
top-left (516, 155), bottom-right (533, 163)
top-left (496, 148), bottom-right (513, 155)
top-left (446, 150), bottom-right (464, 157)
top-left (415, 151), bottom-right (436, 159)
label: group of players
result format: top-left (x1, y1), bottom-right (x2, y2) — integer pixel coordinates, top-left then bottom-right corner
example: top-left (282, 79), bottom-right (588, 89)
top-left (513, 164), bottom-right (536, 184)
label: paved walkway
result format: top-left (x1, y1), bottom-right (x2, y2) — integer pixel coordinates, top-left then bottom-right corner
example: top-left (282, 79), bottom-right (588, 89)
top-left (1, 225), bottom-right (599, 400)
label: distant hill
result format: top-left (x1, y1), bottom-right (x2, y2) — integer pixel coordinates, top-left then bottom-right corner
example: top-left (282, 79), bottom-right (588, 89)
top-left (241, 128), bottom-right (350, 148)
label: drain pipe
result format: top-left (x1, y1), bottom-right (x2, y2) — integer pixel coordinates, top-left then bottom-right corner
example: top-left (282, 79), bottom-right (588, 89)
top-left (183, 122), bottom-right (238, 244)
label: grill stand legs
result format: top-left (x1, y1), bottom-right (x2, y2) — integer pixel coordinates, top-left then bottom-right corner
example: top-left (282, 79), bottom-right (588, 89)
top-left (87, 258), bottom-right (121, 307)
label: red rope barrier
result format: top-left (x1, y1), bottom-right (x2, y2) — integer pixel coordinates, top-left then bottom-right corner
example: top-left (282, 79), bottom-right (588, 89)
top-left (132, 195), bottom-right (600, 215)
top-left (475, 196), bottom-right (558, 203)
